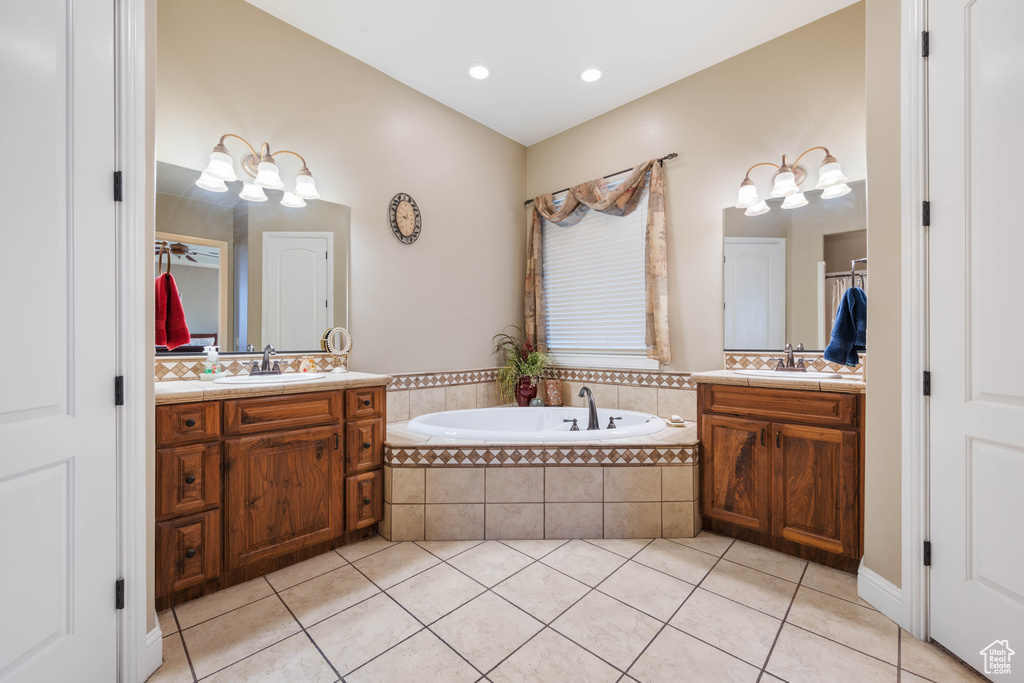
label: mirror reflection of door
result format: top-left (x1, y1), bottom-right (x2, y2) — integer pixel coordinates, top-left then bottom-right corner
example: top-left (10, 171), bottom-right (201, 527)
top-left (262, 232), bottom-right (333, 351)
top-left (155, 233), bottom-right (230, 351)
top-left (724, 237), bottom-right (786, 350)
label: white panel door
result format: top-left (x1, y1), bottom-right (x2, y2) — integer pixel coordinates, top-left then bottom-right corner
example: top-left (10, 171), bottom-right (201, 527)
top-left (0, 0), bottom-right (117, 681)
top-left (929, 0), bottom-right (1024, 677)
top-left (724, 238), bottom-right (786, 350)
top-left (262, 232), bottom-right (332, 351)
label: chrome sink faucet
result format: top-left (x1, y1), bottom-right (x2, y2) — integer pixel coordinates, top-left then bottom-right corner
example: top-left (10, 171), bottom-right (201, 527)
top-left (261, 344), bottom-right (276, 372)
top-left (770, 343), bottom-right (807, 372)
top-left (578, 386), bottom-right (600, 430)
top-left (247, 344), bottom-right (282, 376)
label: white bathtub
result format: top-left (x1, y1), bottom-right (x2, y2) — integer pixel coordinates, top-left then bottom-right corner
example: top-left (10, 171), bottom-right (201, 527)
top-left (406, 406), bottom-right (666, 442)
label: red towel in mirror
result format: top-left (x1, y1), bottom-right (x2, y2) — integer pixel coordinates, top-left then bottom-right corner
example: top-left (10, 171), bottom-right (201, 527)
top-left (155, 272), bottom-right (190, 350)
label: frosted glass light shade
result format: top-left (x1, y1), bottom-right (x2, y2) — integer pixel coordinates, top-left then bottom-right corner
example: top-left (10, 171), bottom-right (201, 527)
top-left (821, 183), bottom-right (852, 199)
top-left (203, 150), bottom-right (237, 181)
top-left (816, 161), bottom-right (847, 189)
top-left (281, 192), bottom-right (306, 208)
top-left (255, 160), bottom-right (285, 189)
top-left (239, 181), bottom-right (267, 202)
top-left (770, 170), bottom-right (799, 197)
top-left (294, 174), bottom-right (320, 200)
top-left (735, 182), bottom-right (761, 209)
top-left (744, 200), bottom-right (770, 216)
top-left (195, 171), bottom-right (228, 193)
top-left (782, 192), bottom-right (808, 209)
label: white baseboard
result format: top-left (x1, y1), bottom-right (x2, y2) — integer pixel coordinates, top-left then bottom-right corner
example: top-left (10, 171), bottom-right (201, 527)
top-left (140, 622), bottom-right (163, 682)
top-left (858, 563), bottom-right (903, 625)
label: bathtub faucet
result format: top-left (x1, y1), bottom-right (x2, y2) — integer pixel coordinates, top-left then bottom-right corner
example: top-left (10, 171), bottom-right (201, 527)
top-left (578, 387), bottom-right (600, 430)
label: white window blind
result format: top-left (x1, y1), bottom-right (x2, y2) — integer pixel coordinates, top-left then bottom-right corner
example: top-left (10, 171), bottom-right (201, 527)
top-left (542, 172), bottom-right (649, 357)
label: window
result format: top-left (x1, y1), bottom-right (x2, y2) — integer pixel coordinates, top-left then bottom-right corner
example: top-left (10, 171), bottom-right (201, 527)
top-left (541, 172), bottom-right (658, 370)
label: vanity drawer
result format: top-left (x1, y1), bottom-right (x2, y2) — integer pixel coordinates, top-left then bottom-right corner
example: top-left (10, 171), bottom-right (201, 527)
top-left (156, 510), bottom-right (221, 596)
top-left (157, 402), bottom-right (221, 445)
top-left (156, 442), bottom-right (221, 520)
top-left (346, 418), bottom-right (383, 474)
top-left (346, 387), bottom-right (384, 420)
top-left (224, 391), bottom-right (343, 435)
top-left (346, 470), bottom-right (383, 531)
top-left (702, 384), bottom-right (858, 428)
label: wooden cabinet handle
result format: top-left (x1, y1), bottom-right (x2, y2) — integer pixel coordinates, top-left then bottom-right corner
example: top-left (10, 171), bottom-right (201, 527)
top-left (776, 431), bottom-right (781, 448)
top-left (334, 434), bottom-right (340, 449)
top-left (185, 419), bottom-right (196, 427)
top-left (363, 442), bottom-right (371, 449)
top-left (363, 399), bottom-right (371, 406)
top-left (184, 475), bottom-right (196, 484)
top-left (760, 429), bottom-right (765, 446)
top-left (185, 548), bottom-right (196, 559)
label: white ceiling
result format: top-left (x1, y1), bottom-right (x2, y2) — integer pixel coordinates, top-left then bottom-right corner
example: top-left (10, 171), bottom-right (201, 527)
top-left (245, 0), bottom-right (859, 146)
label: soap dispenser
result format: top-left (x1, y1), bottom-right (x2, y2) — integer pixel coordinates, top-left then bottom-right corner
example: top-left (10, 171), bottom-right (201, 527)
top-left (200, 345), bottom-right (224, 380)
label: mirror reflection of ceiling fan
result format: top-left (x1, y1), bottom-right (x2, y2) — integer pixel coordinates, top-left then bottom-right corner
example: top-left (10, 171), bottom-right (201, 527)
top-left (153, 241), bottom-right (219, 263)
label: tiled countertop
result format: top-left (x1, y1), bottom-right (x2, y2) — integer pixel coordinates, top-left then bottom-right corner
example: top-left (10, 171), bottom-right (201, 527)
top-left (154, 371), bottom-right (392, 405)
top-left (690, 369), bottom-right (865, 394)
top-left (385, 419), bottom-right (699, 448)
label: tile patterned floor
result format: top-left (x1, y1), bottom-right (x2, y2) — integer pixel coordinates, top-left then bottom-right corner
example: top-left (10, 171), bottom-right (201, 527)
top-left (150, 533), bottom-right (987, 683)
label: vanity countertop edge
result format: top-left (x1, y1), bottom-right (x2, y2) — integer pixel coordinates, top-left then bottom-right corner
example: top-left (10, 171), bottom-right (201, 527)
top-left (690, 369), bottom-right (865, 394)
top-left (154, 371), bottom-right (393, 405)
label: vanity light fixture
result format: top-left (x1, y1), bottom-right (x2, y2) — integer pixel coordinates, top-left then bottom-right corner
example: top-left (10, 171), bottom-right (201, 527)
top-left (735, 146), bottom-right (852, 216)
top-left (197, 134), bottom-right (320, 206)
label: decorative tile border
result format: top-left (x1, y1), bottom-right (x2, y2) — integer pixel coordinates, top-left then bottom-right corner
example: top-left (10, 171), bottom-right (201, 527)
top-left (388, 368), bottom-right (499, 390)
top-left (724, 352), bottom-right (865, 375)
top-left (547, 367), bottom-right (695, 390)
top-left (386, 443), bottom-right (698, 467)
top-left (155, 352), bottom-right (344, 382)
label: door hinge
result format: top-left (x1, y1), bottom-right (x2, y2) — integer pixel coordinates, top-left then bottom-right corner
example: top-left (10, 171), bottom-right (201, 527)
top-left (114, 375), bottom-right (124, 406)
top-left (921, 30), bottom-right (929, 58)
top-left (115, 578), bottom-right (125, 609)
top-left (923, 540), bottom-right (932, 566)
top-left (923, 371), bottom-right (931, 396)
top-left (114, 171), bottom-right (123, 202)
top-left (922, 200), bottom-right (930, 227)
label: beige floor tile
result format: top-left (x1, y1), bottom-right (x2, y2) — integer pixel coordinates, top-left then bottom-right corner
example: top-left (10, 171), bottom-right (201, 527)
top-left (425, 503), bottom-right (485, 540)
top-left (499, 538), bottom-right (568, 559)
top-left (201, 633), bottom-right (337, 683)
top-left (147, 634), bottom-right (192, 683)
top-left (426, 468), bottom-right (485, 503)
top-left (632, 539), bottom-right (718, 584)
top-left (585, 538), bottom-right (652, 558)
top-left (432, 592), bottom-right (543, 672)
top-left (900, 630), bottom-right (989, 682)
top-left (308, 592), bottom-right (422, 675)
top-left (493, 562), bottom-right (590, 623)
top-left (265, 550), bottom-right (348, 591)
top-left (337, 535), bottom-right (395, 562)
top-left (701, 559), bottom-right (798, 619)
top-left (604, 502), bottom-right (662, 538)
top-left (723, 540), bottom-right (808, 583)
top-left (802, 562), bottom-right (874, 609)
top-left (597, 561), bottom-right (694, 622)
top-left (551, 591), bottom-right (661, 670)
top-left (489, 628), bottom-right (620, 683)
top-left (766, 624), bottom-right (897, 683)
top-left (279, 564), bottom-right (380, 627)
top-left (761, 675), bottom-right (787, 683)
top-left (174, 577), bottom-right (274, 629)
top-left (545, 467), bottom-right (604, 502)
top-left (667, 531), bottom-right (734, 557)
top-left (900, 671), bottom-right (934, 683)
top-left (629, 626), bottom-right (761, 683)
top-left (414, 539), bottom-right (484, 560)
top-left (486, 467), bottom-right (544, 503)
top-left (540, 539), bottom-right (627, 586)
top-left (391, 504), bottom-right (426, 541)
top-left (670, 588), bottom-right (781, 667)
top-left (787, 586), bottom-right (898, 664)
top-left (181, 596), bottom-right (300, 679)
top-left (345, 629), bottom-right (478, 683)
top-left (446, 540), bottom-right (534, 587)
top-left (545, 502), bottom-right (604, 538)
top-left (352, 542), bottom-right (440, 589)
top-left (157, 609), bottom-right (177, 636)
top-left (386, 563), bottom-right (485, 624)
top-left (485, 503), bottom-right (544, 539)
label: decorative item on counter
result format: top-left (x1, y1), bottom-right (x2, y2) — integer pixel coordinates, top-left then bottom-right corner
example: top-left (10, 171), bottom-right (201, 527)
top-left (543, 379), bottom-right (563, 406)
top-left (667, 414), bottom-right (687, 427)
top-left (529, 397), bottom-right (544, 407)
top-left (199, 344), bottom-right (227, 381)
top-left (322, 326), bottom-right (352, 373)
top-left (299, 356), bottom-right (317, 373)
top-left (492, 325), bottom-right (550, 407)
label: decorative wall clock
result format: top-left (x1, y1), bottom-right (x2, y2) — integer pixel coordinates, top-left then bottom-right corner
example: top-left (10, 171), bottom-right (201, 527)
top-left (389, 193), bottom-right (421, 245)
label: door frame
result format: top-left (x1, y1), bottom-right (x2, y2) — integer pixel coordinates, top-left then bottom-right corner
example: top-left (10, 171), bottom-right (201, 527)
top-left (156, 231), bottom-right (232, 351)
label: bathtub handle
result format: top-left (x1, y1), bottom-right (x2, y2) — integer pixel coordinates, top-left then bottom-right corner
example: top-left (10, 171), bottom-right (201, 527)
top-left (563, 418), bottom-right (580, 431)
top-left (606, 417), bottom-right (622, 429)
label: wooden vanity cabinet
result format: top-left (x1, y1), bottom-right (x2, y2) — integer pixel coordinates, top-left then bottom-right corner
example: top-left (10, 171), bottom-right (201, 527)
top-left (698, 383), bottom-right (864, 570)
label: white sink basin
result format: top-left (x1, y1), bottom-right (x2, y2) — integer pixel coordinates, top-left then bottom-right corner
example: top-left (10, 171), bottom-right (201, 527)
top-left (214, 373), bottom-right (326, 385)
top-left (736, 369), bottom-right (843, 380)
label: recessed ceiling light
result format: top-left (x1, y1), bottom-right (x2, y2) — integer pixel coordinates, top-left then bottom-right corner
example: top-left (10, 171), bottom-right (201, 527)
top-left (579, 68), bottom-right (602, 82)
top-left (467, 63), bottom-right (492, 80)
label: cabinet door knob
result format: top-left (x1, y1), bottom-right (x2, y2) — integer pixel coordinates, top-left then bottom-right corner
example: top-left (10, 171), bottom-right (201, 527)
top-left (185, 419), bottom-right (196, 428)
top-left (184, 475), bottom-right (196, 484)
top-left (363, 497), bottom-right (372, 505)
top-left (362, 399), bottom-right (371, 406)
top-left (185, 549), bottom-right (196, 559)
top-left (363, 442), bottom-right (371, 449)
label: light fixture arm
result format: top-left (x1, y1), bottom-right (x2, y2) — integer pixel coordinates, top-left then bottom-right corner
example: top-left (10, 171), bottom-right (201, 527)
top-left (270, 149), bottom-right (312, 174)
top-left (216, 133), bottom-right (260, 161)
top-left (743, 161), bottom-right (781, 180)
top-left (792, 145), bottom-right (834, 169)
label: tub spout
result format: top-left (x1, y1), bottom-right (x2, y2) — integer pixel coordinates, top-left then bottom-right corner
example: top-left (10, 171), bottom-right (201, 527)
top-left (578, 386), bottom-right (600, 430)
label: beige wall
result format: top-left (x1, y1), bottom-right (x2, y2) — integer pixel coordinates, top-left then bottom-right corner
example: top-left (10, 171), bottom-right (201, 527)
top-left (526, 3), bottom-right (866, 372)
top-left (863, 0), bottom-right (903, 587)
top-left (156, 0), bottom-right (526, 374)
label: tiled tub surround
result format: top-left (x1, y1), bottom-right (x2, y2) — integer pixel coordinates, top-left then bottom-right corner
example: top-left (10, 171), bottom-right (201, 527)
top-left (380, 421), bottom-right (699, 542)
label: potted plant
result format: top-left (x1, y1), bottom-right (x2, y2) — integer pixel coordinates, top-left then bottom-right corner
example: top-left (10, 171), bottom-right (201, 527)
top-left (493, 326), bottom-right (550, 406)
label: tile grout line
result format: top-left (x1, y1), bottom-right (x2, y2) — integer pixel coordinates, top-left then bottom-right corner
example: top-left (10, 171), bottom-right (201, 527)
top-left (897, 628), bottom-right (902, 683)
top-left (261, 574), bottom-right (346, 683)
top-left (170, 608), bottom-right (198, 683)
top-left (757, 561), bottom-right (809, 682)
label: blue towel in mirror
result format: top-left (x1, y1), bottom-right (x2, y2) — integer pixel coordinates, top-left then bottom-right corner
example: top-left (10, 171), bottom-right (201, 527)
top-left (824, 287), bottom-right (866, 367)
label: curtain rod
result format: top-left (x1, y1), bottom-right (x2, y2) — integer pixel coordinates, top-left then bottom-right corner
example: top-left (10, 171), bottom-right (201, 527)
top-left (523, 152), bottom-right (678, 206)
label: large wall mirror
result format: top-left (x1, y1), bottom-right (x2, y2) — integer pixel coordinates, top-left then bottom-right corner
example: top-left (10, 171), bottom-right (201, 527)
top-left (722, 179), bottom-right (866, 352)
top-left (155, 161), bottom-right (350, 354)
